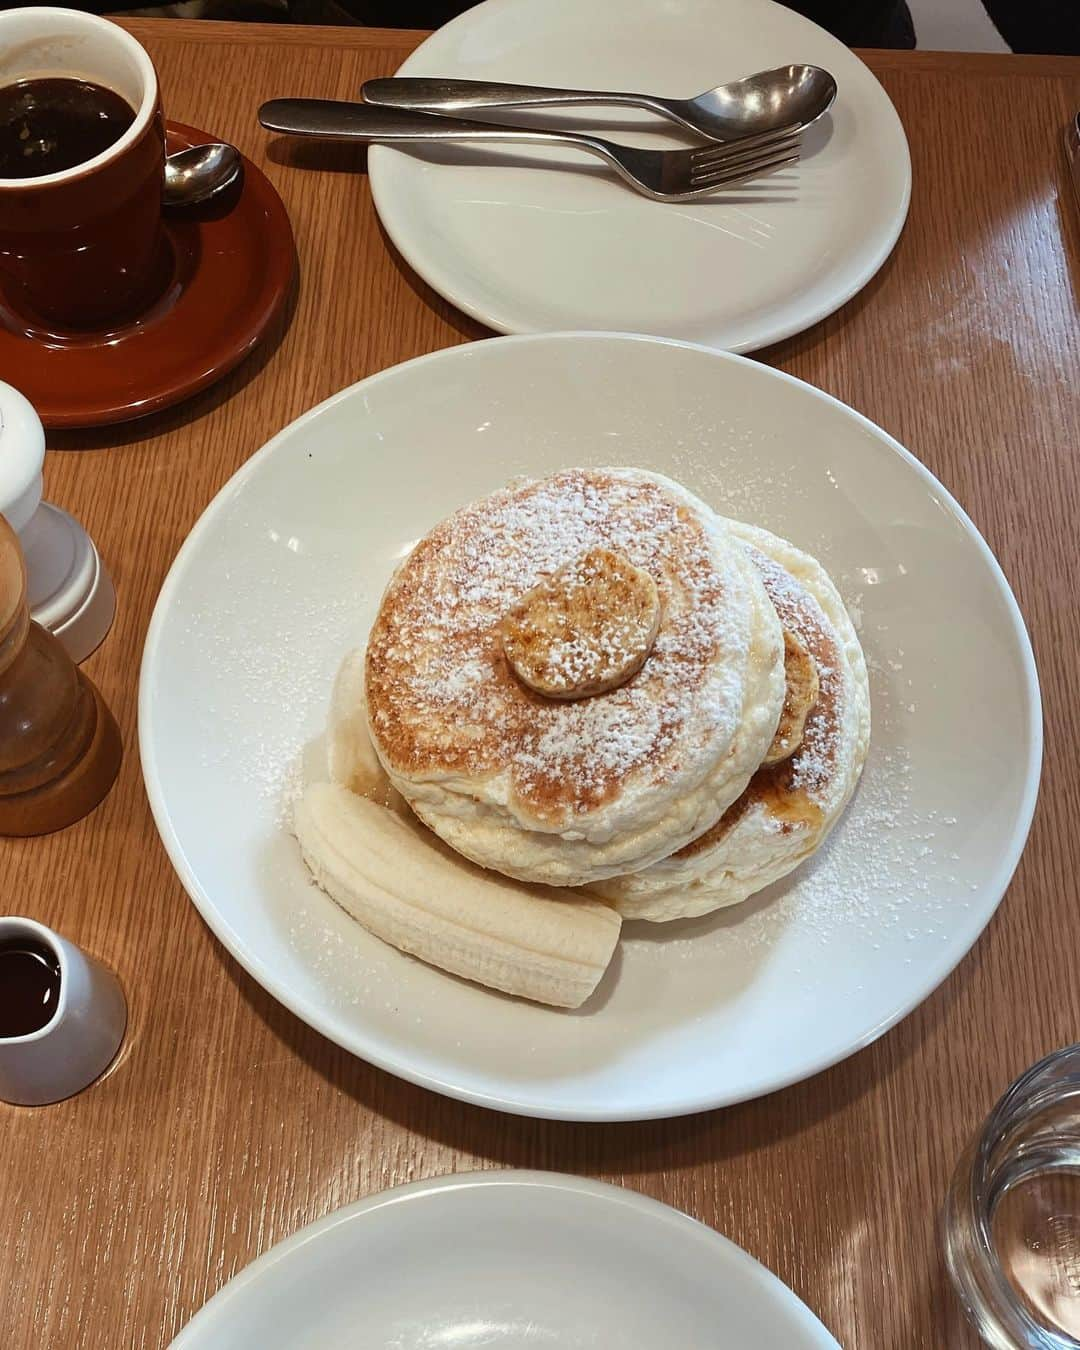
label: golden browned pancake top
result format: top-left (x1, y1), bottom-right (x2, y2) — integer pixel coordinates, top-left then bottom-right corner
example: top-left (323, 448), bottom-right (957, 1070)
top-left (365, 469), bottom-right (752, 829)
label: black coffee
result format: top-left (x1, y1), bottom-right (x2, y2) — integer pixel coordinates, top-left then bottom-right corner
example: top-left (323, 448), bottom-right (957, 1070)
top-left (0, 77), bottom-right (136, 179)
top-left (0, 938), bottom-right (62, 1037)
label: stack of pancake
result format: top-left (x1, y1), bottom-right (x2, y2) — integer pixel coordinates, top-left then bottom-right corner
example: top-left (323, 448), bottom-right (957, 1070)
top-left (294, 468), bottom-right (870, 1008)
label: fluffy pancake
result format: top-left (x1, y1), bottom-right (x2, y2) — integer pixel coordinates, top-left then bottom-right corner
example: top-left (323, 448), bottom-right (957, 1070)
top-left (588, 522), bottom-right (870, 919)
top-left (364, 469), bottom-right (785, 886)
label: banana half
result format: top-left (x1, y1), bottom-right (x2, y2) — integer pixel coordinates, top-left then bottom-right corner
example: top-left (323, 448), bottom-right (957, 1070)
top-left (296, 649), bottom-right (621, 1010)
top-left (295, 782), bottom-right (621, 1009)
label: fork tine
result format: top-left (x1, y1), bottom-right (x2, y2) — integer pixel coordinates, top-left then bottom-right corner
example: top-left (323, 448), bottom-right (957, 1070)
top-left (691, 142), bottom-right (799, 186)
top-left (690, 130), bottom-right (801, 175)
top-left (689, 122), bottom-right (802, 168)
top-left (688, 141), bottom-right (800, 187)
top-left (687, 150), bottom-right (800, 192)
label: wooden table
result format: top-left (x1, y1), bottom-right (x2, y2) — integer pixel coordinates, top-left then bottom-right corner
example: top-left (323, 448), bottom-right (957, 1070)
top-left (2, 22), bottom-right (1079, 1347)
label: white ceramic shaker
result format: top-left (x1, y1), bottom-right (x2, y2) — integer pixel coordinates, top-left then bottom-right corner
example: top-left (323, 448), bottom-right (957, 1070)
top-left (0, 380), bottom-right (115, 662)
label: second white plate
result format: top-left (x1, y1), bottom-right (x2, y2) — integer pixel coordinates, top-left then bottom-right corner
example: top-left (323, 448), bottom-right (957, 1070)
top-left (369, 0), bottom-right (911, 351)
top-left (170, 1172), bottom-right (841, 1348)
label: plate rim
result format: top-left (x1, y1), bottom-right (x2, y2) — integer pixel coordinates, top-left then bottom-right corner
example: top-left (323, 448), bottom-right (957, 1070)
top-left (139, 330), bottom-right (1043, 1122)
top-left (168, 1169), bottom-right (842, 1348)
top-left (367, 0), bottom-right (912, 353)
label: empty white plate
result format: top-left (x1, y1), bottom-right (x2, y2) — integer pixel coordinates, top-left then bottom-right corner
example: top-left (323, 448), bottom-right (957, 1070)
top-left (169, 1171), bottom-right (842, 1348)
top-left (368, 0), bottom-right (911, 351)
top-left (140, 333), bottom-right (1040, 1121)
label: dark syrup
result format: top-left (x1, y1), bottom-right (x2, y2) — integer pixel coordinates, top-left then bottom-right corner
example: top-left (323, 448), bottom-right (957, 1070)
top-left (0, 938), bottom-right (62, 1037)
top-left (0, 77), bottom-right (136, 179)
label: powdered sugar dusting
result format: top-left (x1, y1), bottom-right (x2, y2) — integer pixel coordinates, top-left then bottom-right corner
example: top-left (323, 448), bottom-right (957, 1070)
top-left (625, 738), bottom-right (915, 960)
top-left (187, 543), bottom-right (361, 808)
top-left (366, 469), bottom-right (756, 824)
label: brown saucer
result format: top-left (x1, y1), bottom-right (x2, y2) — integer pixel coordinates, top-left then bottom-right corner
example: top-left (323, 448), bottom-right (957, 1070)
top-left (0, 123), bottom-right (296, 429)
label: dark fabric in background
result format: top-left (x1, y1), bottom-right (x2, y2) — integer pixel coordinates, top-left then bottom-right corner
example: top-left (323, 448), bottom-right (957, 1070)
top-left (289, 0), bottom-right (918, 42)
top-left (981, 0), bottom-right (1079, 54)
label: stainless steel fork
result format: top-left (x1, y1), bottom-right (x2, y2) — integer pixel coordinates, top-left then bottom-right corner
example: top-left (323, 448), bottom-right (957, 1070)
top-left (258, 100), bottom-right (801, 202)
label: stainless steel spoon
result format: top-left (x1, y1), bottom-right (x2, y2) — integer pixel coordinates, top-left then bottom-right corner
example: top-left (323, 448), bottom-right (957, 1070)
top-left (163, 142), bottom-right (242, 208)
top-left (361, 64), bottom-right (837, 142)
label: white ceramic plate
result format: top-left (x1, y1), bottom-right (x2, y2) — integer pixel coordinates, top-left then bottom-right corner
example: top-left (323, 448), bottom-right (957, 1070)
top-left (140, 333), bottom-right (1040, 1121)
top-left (368, 0), bottom-right (911, 352)
top-left (169, 1171), bottom-right (841, 1348)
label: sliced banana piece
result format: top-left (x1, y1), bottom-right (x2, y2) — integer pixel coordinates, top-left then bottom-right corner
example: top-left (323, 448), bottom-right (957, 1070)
top-left (328, 648), bottom-right (405, 812)
top-left (761, 627), bottom-right (820, 766)
top-left (295, 781), bottom-right (622, 1009)
top-left (501, 546), bottom-right (661, 699)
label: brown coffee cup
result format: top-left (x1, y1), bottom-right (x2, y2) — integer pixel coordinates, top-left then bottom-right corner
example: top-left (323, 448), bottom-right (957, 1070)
top-left (0, 8), bottom-right (166, 331)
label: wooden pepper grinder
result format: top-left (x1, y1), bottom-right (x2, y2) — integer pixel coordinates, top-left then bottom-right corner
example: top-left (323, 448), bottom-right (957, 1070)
top-left (0, 514), bottom-right (121, 836)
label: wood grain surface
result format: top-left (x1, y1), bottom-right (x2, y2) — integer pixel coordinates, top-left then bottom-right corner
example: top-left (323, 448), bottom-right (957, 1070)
top-left (1, 23), bottom-right (1078, 1348)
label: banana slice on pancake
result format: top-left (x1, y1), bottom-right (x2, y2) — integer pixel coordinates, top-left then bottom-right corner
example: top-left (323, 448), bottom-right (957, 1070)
top-left (501, 546), bottom-right (662, 700)
top-left (762, 627), bottom-right (820, 766)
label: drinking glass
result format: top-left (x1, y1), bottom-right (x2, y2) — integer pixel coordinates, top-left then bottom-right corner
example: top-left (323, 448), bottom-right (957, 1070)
top-left (945, 1045), bottom-right (1080, 1348)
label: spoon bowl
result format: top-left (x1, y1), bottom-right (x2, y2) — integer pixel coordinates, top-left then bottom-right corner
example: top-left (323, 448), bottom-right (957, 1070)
top-left (680, 64), bottom-right (837, 140)
top-left (163, 142), bottom-right (242, 209)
